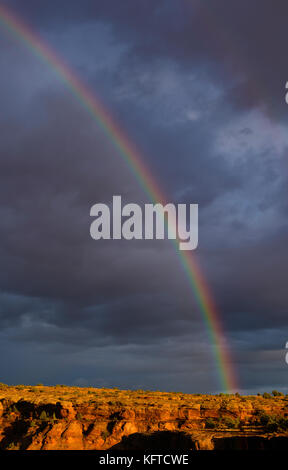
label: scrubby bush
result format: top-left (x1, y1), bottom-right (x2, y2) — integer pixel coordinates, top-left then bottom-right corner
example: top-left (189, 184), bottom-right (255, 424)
top-left (258, 413), bottom-right (270, 426)
top-left (39, 410), bottom-right (48, 421)
top-left (7, 442), bottom-right (18, 450)
top-left (101, 430), bottom-right (110, 440)
top-left (272, 390), bottom-right (284, 397)
top-left (205, 418), bottom-right (217, 429)
top-left (256, 413), bottom-right (288, 432)
top-left (222, 417), bottom-right (240, 429)
top-left (205, 416), bottom-right (240, 430)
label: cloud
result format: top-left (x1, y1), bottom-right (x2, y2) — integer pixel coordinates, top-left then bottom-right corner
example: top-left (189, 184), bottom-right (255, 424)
top-left (0, 1), bottom-right (287, 392)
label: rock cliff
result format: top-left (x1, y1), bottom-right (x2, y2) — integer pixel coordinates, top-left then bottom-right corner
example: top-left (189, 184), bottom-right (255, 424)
top-left (1, 384), bottom-right (288, 450)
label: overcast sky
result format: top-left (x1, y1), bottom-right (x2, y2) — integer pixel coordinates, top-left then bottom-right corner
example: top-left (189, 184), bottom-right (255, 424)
top-left (0, 0), bottom-right (288, 394)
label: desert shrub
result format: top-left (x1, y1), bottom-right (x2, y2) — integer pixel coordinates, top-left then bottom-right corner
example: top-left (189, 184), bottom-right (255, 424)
top-left (205, 416), bottom-right (240, 430)
top-left (263, 392), bottom-right (271, 399)
top-left (258, 413), bottom-right (270, 426)
top-left (7, 442), bottom-right (18, 450)
top-left (255, 413), bottom-right (288, 432)
top-left (278, 417), bottom-right (288, 430)
top-left (7, 404), bottom-right (18, 414)
top-left (39, 410), bottom-right (48, 421)
top-left (222, 417), bottom-right (240, 429)
top-left (101, 430), bottom-right (110, 440)
top-left (272, 390), bottom-right (284, 397)
top-left (205, 418), bottom-right (217, 429)
top-left (264, 417), bottom-right (280, 432)
top-left (220, 399), bottom-right (229, 410)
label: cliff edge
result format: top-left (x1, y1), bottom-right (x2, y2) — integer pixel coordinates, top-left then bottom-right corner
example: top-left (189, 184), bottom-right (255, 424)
top-left (1, 384), bottom-right (288, 450)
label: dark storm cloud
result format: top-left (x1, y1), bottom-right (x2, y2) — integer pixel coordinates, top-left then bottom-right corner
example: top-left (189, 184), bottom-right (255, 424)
top-left (3, 0), bottom-right (288, 116)
top-left (0, 1), bottom-right (288, 393)
top-left (0, 92), bottom-right (187, 301)
top-left (0, 58), bottom-right (203, 347)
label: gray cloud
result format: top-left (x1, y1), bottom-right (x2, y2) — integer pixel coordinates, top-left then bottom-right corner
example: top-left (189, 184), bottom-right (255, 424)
top-left (0, 1), bottom-right (287, 393)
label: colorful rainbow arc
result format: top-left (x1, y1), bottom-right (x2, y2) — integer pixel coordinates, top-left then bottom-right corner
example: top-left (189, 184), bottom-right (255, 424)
top-left (0, 4), bottom-right (238, 392)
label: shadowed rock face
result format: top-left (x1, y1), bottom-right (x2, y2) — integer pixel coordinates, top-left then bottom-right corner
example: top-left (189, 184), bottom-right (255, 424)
top-left (111, 432), bottom-right (288, 451)
top-left (1, 385), bottom-right (288, 450)
top-left (213, 436), bottom-right (288, 450)
top-left (110, 431), bottom-right (196, 450)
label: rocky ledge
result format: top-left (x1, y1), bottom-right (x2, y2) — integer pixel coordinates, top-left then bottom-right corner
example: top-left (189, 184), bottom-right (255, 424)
top-left (1, 384), bottom-right (288, 450)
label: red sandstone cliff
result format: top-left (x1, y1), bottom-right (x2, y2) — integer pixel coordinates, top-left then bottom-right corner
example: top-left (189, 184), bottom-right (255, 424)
top-left (1, 385), bottom-right (288, 450)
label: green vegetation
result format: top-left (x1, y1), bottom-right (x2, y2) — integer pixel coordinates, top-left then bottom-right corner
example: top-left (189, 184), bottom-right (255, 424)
top-left (39, 410), bottom-right (48, 421)
top-left (101, 430), bottom-right (110, 440)
top-left (272, 390), bottom-right (284, 397)
top-left (205, 416), bottom-right (240, 429)
top-left (205, 418), bottom-right (217, 429)
top-left (1, 382), bottom-right (288, 437)
top-left (255, 412), bottom-right (288, 432)
top-left (7, 442), bottom-right (18, 450)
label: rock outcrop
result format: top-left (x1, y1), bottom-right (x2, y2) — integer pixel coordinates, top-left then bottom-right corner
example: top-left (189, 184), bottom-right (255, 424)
top-left (1, 384), bottom-right (288, 450)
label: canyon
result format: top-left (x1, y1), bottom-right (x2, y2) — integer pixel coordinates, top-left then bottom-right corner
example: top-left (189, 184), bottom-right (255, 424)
top-left (1, 384), bottom-right (288, 450)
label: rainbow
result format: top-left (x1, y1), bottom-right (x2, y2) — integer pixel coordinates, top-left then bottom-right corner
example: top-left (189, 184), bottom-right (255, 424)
top-left (0, 4), bottom-right (238, 392)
